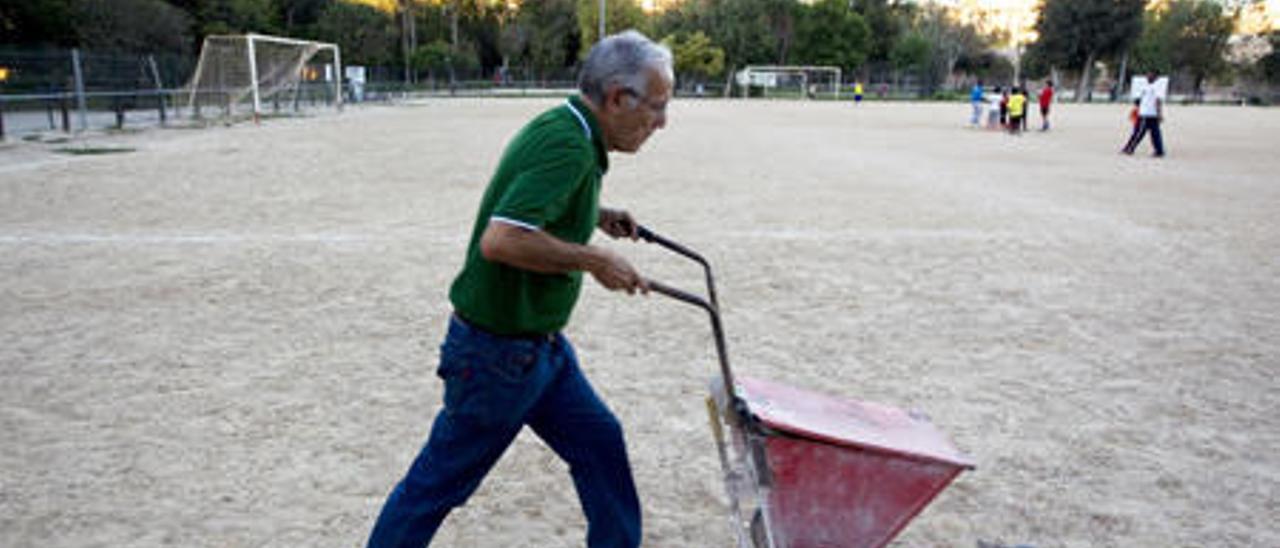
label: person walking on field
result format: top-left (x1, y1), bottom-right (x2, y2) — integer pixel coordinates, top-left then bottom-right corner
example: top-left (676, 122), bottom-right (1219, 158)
top-left (1122, 71), bottom-right (1165, 158)
top-left (366, 30), bottom-right (673, 548)
top-left (1039, 80), bottom-right (1055, 131)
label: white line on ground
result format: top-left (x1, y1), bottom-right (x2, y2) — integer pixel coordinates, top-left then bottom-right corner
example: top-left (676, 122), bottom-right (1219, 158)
top-left (0, 233), bottom-right (380, 244)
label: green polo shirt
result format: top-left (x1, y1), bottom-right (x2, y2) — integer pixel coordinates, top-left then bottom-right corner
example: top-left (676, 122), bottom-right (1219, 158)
top-left (448, 96), bottom-right (609, 335)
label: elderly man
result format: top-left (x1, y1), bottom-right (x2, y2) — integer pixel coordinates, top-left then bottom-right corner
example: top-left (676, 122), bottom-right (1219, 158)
top-left (367, 30), bottom-right (673, 548)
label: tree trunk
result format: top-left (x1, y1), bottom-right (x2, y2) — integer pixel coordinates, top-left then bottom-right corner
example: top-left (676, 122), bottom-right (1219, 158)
top-left (946, 56), bottom-right (959, 90)
top-left (1116, 51), bottom-right (1129, 102)
top-left (449, 3), bottom-right (459, 89)
top-left (1076, 51), bottom-right (1095, 103)
top-left (401, 2), bottom-right (411, 84)
top-left (451, 2), bottom-right (460, 51)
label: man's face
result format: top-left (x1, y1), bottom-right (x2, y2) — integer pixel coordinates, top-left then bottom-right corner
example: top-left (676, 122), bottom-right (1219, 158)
top-left (603, 67), bottom-right (672, 153)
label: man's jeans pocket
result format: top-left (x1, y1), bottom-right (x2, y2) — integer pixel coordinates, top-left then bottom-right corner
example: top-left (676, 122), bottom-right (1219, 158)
top-left (437, 342), bottom-right (540, 429)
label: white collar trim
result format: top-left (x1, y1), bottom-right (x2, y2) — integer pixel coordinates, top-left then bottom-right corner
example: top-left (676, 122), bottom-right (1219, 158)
top-left (565, 99), bottom-right (592, 140)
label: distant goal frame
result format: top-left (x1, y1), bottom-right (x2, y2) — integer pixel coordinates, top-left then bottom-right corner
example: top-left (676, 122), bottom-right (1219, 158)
top-left (738, 65), bottom-right (843, 100)
top-left (186, 33), bottom-right (343, 121)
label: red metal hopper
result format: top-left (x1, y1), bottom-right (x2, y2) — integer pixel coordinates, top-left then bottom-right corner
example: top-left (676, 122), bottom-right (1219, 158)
top-left (728, 376), bottom-right (975, 548)
top-left (638, 225), bottom-right (974, 548)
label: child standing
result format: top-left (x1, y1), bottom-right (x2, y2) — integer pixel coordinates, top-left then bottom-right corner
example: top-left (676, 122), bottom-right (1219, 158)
top-left (970, 81), bottom-right (985, 126)
top-left (987, 86), bottom-right (1003, 128)
top-left (999, 87), bottom-right (1010, 128)
top-left (1039, 80), bottom-right (1055, 131)
top-left (1007, 87), bottom-right (1026, 135)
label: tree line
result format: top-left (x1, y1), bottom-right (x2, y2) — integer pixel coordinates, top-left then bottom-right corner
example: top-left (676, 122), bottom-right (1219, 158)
top-left (1027, 0), bottom-right (1279, 100)
top-left (2, 0), bottom-right (1278, 98)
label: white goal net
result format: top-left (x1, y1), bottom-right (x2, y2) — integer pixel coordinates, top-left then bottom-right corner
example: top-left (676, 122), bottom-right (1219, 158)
top-left (736, 65), bottom-right (843, 100)
top-left (186, 33), bottom-right (342, 120)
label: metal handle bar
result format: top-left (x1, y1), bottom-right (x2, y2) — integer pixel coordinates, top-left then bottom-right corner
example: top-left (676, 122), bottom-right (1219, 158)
top-left (637, 227), bottom-right (749, 424)
top-left (636, 225), bottom-right (718, 309)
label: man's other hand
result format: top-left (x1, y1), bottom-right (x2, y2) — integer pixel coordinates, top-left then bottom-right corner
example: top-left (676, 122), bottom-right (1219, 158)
top-left (598, 208), bottom-right (639, 240)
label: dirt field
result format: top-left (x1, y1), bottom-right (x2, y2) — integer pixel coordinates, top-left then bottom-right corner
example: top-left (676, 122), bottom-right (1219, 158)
top-left (2, 98), bottom-right (1277, 547)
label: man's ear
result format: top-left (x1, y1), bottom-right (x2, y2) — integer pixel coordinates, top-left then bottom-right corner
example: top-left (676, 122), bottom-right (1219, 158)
top-left (603, 86), bottom-right (630, 113)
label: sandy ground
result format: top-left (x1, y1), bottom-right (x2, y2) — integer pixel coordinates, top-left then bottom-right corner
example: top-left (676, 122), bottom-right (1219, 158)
top-left (1, 98), bottom-right (1278, 548)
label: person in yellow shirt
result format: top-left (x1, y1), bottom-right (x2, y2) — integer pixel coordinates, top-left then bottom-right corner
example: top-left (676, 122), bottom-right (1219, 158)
top-left (854, 81), bottom-right (864, 104)
top-left (1007, 86), bottom-right (1026, 135)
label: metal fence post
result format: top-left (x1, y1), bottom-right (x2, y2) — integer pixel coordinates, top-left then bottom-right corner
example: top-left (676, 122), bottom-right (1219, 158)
top-left (71, 49), bottom-right (88, 132)
top-left (114, 95), bottom-right (125, 129)
top-left (61, 95), bottom-right (71, 132)
top-left (147, 55), bottom-right (167, 125)
top-left (46, 93), bottom-right (57, 130)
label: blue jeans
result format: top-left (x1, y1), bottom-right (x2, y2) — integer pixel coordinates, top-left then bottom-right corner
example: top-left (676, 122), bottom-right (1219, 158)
top-left (368, 315), bottom-right (641, 547)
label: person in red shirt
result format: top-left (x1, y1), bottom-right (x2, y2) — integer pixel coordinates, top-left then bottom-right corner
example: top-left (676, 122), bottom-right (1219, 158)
top-left (1039, 80), bottom-right (1055, 131)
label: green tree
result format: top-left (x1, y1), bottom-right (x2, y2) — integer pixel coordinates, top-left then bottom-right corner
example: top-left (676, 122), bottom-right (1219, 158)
top-left (275, 0), bottom-right (330, 36)
top-left (72, 0), bottom-right (194, 53)
top-left (703, 0), bottom-right (795, 90)
top-left (498, 18), bottom-right (530, 76)
top-left (914, 3), bottom-right (989, 94)
top-left (852, 0), bottom-right (914, 66)
top-left (0, 0), bottom-right (193, 52)
top-left (661, 30), bottom-right (725, 86)
top-left (518, 0), bottom-right (578, 81)
top-left (959, 50), bottom-right (1017, 83)
top-left (0, 0), bottom-right (76, 46)
top-left (313, 0), bottom-right (396, 66)
top-left (1261, 31), bottom-right (1280, 84)
top-left (412, 37), bottom-right (478, 84)
top-left (706, 0), bottom-right (775, 69)
top-left (457, 1), bottom-right (512, 77)
top-left (1031, 0), bottom-right (1146, 101)
top-left (413, 39), bottom-right (452, 80)
top-left (576, 0), bottom-right (647, 56)
top-left (1137, 0), bottom-right (1236, 98)
top-left (890, 30), bottom-right (930, 89)
top-left (197, 0), bottom-right (278, 36)
top-left (793, 0), bottom-right (872, 74)
top-left (651, 0), bottom-right (709, 40)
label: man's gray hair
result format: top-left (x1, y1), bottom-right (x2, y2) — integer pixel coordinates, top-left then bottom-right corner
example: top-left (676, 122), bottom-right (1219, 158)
top-left (578, 30), bottom-right (673, 105)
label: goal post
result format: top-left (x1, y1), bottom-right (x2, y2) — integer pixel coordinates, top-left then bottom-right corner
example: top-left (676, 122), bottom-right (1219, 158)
top-left (186, 33), bottom-right (342, 120)
top-left (737, 65), bottom-right (843, 100)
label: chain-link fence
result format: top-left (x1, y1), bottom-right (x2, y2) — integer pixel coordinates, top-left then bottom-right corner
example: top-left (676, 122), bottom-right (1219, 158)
top-left (7, 46), bottom-right (1276, 140)
top-left (0, 46), bottom-right (344, 139)
top-left (0, 47), bottom-right (196, 138)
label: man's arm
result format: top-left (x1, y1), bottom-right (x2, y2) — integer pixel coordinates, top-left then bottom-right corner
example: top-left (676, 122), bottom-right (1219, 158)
top-left (480, 221), bottom-right (647, 294)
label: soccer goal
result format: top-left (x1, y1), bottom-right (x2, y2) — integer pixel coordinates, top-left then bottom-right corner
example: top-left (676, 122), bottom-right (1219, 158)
top-left (186, 33), bottom-right (342, 121)
top-left (736, 65), bottom-right (842, 100)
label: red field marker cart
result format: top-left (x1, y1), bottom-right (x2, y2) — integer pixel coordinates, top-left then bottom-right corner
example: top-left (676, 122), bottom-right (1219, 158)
top-left (638, 226), bottom-right (975, 548)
